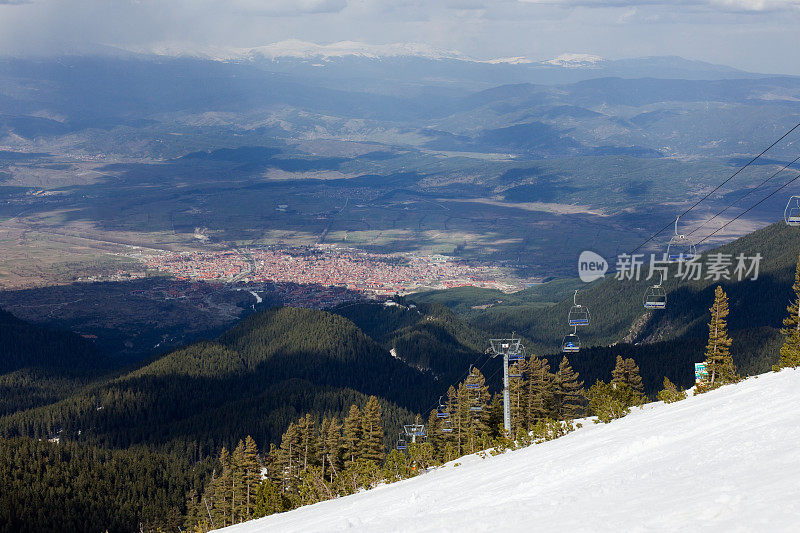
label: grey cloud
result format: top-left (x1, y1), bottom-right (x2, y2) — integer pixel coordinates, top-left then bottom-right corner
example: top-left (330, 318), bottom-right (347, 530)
top-left (517, 0), bottom-right (800, 13)
top-left (0, 0), bottom-right (797, 76)
top-left (230, 0), bottom-right (348, 15)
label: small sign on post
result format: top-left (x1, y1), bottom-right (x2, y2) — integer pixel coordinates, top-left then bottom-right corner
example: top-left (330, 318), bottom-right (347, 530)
top-left (694, 362), bottom-right (708, 383)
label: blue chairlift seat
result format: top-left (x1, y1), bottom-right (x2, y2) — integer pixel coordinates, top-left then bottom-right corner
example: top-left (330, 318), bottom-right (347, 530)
top-left (562, 333), bottom-right (580, 353)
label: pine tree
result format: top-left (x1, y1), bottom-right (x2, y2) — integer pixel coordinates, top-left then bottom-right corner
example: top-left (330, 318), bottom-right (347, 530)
top-left (360, 396), bottom-right (384, 463)
top-left (703, 286), bottom-right (737, 388)
top-left (657, 377), bottom-right (687, 403)
top-left (777, 254), bottom-right (800, 369)
top-left (252, 479), bottom-right (284, 518)
top-left (230, 439), bottom-right (246, 523)
top-left (587, 380), bottom-right (632, 423)
top-left (464, 367), bottom-right (491, 454)
top-left (488, 393), bottom-right (504, 440)
top-left (446, 384), bottom-right (466, 456)
top-left (611, 355), bottom-right (644, 394)
top-left (342, 404), bottom-right (362, 467)
top-left (407, 441), bottom-right (436, 472)
top-left (264, 443), bottom-right (280, 486)
top-left (525, 355), bottom-right (553, 427)
top-left (276, 422), bottom-right (301, 497)
top-left (211, 447), bottom-right (232, 527)
top-left (183, 489), bottom-right (206, 531)
top-left (382, 449), bottom-right (413, 482)
top-left (508, 360), bottom-right (527, 439)
top-left (553, 356), bottom-right (585, 420)
top-left (297, 413), bottom-right (316, 472)
top-left (318, 417), bottom-right (331, 480)
top-left (324, 417), bottom-right (343, 482)
top-left (426, 409), bottom-right (443, 461)
top-left (241, 436), bottom-right (261, 520)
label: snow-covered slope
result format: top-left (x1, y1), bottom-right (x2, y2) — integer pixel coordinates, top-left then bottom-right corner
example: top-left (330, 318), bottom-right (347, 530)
top-left (220, 369), bottom-right (800, 532)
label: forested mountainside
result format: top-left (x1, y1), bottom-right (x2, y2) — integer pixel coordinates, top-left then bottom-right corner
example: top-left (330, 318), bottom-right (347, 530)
top-left (0, 308), bottom-right (114, 416)
top-left (0, 307), bottom-right (447, 453)
top-left (331, 301), bottom-right (486, 378)
top-left (411, 221), bottom-right (799, 382)
top-left (0, 437), bottom-right (213, 533)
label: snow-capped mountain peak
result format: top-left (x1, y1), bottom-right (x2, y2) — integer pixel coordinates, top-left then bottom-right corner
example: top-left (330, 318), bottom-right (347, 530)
top-left (543, 53), bottom-right (606, 68)
top-left (477, 56), bottom-right (533, 65)
top-left (249, 39), bottom-right (468, 61)
top-left (138, 40), bottom-right (611, 69)
top-left (142, 39), bottom-right (469, 62)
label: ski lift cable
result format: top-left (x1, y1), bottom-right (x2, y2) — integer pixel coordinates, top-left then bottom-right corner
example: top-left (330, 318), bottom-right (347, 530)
top-left (420, 335), bottom-right (527, 421)
top-left (628, 120), bottom-right (800, 255)
top-left (696, 170), bottom-right (800, 245)
top-left (420, 350), bottom-right (491, 418)
top-left (428, 336), bottom-right (517, 415)
top-left (688, 155), bottom-right (800, 237)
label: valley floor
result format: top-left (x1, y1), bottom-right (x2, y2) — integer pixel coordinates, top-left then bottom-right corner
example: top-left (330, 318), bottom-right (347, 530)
top-left (219, 368), bottom-right (800, 532)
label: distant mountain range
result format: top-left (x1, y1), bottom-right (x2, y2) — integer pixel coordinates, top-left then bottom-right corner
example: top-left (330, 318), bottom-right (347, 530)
top-left (140, 41), bottom-right (761, 84)
top-left (15, 39), bottom-right (771, 87)
top-left (137, 40), bottom-right (746, 73)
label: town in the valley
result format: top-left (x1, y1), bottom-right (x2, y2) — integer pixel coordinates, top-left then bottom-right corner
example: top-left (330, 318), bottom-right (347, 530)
top-left (134, 245), bottom-right (520, 302)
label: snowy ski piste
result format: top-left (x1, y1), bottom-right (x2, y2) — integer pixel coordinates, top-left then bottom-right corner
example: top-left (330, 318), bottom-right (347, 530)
top-left (219, 369), bottom-right (800, 532)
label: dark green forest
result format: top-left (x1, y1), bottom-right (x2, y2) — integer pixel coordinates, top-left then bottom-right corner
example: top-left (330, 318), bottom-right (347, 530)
top-left (0, 308), bottom-right (114, 416)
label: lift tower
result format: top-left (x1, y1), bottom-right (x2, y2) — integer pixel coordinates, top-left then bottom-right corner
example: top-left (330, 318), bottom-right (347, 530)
top-left (489, 336), bottom-right (523, 435)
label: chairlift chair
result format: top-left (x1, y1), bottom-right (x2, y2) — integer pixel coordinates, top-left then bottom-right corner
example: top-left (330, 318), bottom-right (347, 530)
top-left (644, 274), bottom-right (667, 310)
top-left (562, 326), bottom-right (580, 353)
top-left (404, 424), bottom-right (426, 439)
top-left (490, 338), bottom-right (522, 356)
top-left (508, 347), bottom-right (525, 362)
top-left (464, 365), bottom-right (483, 410)
top-left (568, 290), bottom-right (590, 327)
top-left (666, 216), bottom-right (698, 263)
top-left (396, 433), bottom-right (407, 451)
top-left (785, 196), bottom-right (800, 226)
top-left (509, 351), bottom-right (524, 378)
top-left (441, 419), bottom-right (454, 433)
top-left (465, 365), bottom-right (480, 389)
top-left (436, 396), bottom-right (449, 418)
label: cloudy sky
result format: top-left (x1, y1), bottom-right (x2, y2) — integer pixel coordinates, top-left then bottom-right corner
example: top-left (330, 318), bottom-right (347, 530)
top-left (0, 0), bottom-right (798, 74)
